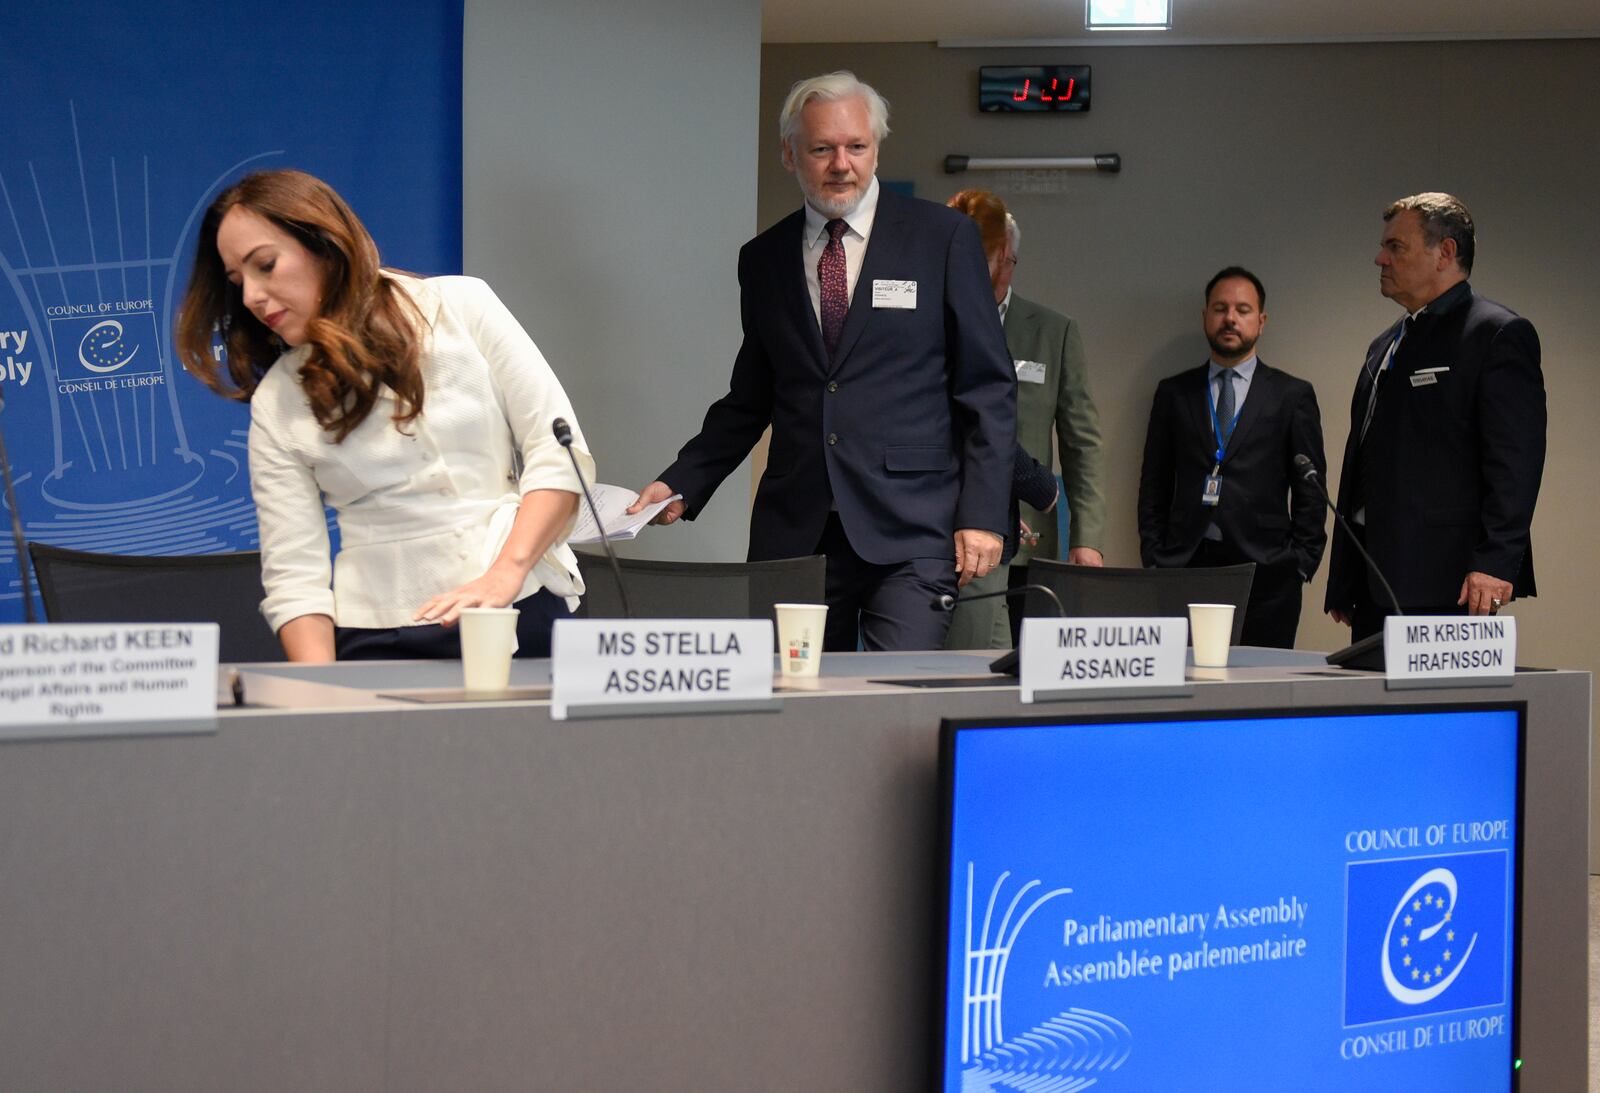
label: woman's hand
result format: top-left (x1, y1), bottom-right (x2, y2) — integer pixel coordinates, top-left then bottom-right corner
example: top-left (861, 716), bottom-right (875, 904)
top-left (415, 490), bottom-right (579, 626)
top-left (414, 562), bottom-right (527, 626)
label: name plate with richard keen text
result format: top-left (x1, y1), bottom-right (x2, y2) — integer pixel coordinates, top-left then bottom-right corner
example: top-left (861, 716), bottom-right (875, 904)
top-left (550, 618), bottom-right (775, 720)
top-left (1018, 617), bottom-right (1189, 702)
top-left (0, 623), bottom-right (220, 739)
top-left (1384, 615), bottom-right (1516, 689)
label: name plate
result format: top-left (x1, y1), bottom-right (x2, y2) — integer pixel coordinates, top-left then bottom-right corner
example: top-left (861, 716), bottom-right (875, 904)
top-left (0, 623), bottom-right (219, 738)
top-left (1018, 617), bottom-right (1188, 702)
top-left (1384, 616), bottom-right (1515, 686)
top-left (550, 618), bottom-right (773, 720)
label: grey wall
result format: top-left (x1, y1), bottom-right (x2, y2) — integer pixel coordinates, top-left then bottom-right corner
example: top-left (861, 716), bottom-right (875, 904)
top-left (465, 0), bottom-right (762, 562)
top-left (760, 39), bottom-right (1600, 678)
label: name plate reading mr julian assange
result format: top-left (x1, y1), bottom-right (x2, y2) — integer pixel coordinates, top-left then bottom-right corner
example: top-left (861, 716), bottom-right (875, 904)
top-left (0, 623), bottom-right (219, 737)
top-left (1018, 617), bottom-right (1188, 702)
top-left (550, 618), bottom-right (773, 720)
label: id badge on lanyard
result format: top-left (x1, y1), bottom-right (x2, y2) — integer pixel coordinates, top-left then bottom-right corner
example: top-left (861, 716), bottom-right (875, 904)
top-left (1202, 380), bottom-right (1241, 507)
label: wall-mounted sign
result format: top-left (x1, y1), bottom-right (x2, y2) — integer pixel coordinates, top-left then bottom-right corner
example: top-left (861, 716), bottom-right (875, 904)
top-left (980, 66), bottom-right (1092, 113)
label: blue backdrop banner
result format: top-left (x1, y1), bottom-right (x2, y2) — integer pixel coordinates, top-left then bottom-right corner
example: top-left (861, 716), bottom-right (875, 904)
top-left (0, 0), bottom-right (463, 620)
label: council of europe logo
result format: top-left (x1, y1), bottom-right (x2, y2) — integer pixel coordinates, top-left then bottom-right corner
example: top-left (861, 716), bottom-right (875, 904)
top-left (48, 311), bottom-right (162, 381)
top-left (1343, 851), bottom-right (1509, 1026)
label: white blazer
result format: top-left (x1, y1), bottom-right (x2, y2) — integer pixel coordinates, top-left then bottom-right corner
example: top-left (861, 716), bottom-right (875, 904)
top-left (247, 275), bottom-right (594, 631)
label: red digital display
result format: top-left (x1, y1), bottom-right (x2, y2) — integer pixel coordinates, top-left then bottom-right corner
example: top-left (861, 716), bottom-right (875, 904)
top-left (980, 66), bottom-right (1092, 113)
top-left (1010, 76), bottom-right (1076, 104)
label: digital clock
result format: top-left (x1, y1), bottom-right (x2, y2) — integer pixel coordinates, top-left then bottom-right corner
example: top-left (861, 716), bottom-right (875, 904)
top-left (979, 66), bottom-right (1092, 113)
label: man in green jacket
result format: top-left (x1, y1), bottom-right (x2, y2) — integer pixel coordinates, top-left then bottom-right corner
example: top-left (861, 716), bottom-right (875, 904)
top-left (944, 201), bottom-right (1107, 649)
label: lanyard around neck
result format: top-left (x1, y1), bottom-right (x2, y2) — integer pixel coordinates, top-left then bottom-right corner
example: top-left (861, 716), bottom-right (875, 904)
top-left (1206, 374), bottom-right (1243, 466)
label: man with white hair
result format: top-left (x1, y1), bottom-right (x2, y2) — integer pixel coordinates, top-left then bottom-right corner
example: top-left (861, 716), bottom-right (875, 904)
top-left (631, 71), bottom-right (1015, 651)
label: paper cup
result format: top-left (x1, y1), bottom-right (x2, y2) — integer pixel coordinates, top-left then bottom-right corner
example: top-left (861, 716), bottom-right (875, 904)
top-left (775, 603), bottom-right (828, 677)
top-left (1188, 603), bottom-right (1235, 668)
top-left (459, 606), bottom-right (520, 692)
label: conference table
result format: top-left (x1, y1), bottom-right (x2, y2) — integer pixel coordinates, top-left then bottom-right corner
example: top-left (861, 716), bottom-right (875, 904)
top-left (0, 649), bottom-right (1588, 1091)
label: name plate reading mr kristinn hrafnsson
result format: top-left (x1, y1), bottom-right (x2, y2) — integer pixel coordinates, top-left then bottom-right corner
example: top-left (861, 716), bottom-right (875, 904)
top-left (550, 618), bottom-right (776, 720)
top-left (0, 623), bottom-right (220, 739)
top-left (1384, 615), bottom-right (1516, 690)
top-left (1018, 617), bottom-right (1189, 703)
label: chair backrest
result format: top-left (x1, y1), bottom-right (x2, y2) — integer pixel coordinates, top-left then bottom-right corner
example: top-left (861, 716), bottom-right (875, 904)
top-left (572, 553), bottom-right (827, 646)
top-left (28, 543), bottom-right (285, 662)
top-left (1021, 560), bottom-right (1256, 645)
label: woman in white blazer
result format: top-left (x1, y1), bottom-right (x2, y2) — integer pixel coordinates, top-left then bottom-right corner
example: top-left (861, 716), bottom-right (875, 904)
top-left (177, 169), bottom-right (593, 661)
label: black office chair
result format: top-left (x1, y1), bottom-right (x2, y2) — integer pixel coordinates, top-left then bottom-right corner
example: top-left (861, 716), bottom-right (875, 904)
top-left (572, 553), bottom-right (827, 647)
top-left (1021, 560), bottom-right (1256, 645)
top-left (28, 543), bottom-right (285, 662)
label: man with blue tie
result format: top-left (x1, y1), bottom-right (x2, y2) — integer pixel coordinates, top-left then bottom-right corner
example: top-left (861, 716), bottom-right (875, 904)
top-left (1137, 267), bottom-right (1328, 648)
top-left (1325, 193), bottom-right (1546, 641)
top-left (629, 71), bottom-right (1016, 651)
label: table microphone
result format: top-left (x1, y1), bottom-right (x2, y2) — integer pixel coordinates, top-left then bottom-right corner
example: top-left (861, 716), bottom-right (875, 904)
top-left (552, 417), bottom-right (631, 619)
top-left (1293, 453), bottom-right (1400, 670)
top-left (932, 583), bottom-right (1064, 676)
top-left (0, 387), bottom-right (37, 623)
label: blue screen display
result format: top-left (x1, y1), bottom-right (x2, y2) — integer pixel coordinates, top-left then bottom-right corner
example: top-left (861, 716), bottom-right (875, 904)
top-left (940, 707), bottom-right (1521, 1092)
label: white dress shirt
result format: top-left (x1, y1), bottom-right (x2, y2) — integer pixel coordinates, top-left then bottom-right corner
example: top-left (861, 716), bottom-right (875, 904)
top-left (801, 176), bottom-right (880, 326)
top-left (247, 275), bottom-right (594, 631)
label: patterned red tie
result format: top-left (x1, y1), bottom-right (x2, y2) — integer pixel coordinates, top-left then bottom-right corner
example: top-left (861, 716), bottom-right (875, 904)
top-left (819, 218), bottom-right (849, 356)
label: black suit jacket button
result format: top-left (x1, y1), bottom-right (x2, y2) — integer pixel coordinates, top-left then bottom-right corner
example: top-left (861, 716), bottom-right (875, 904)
top-left (827, 433), bottom-right (839, 445)
top-left (827, 381), bottom-right (838, 393)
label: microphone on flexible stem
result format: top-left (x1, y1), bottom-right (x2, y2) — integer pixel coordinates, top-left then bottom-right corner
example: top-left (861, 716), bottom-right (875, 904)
top-left (1293, 453), bottom-right (1400, 671)
top-left (932, 583), bottom-right (1064, 677)
top-left (552, 417), bottom-right (631, 620)
top-left (0, 390), bottom-right (38, 623)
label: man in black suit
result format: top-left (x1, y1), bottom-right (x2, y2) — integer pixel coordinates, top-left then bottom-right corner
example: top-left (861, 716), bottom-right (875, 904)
top-left (1325, 193), bottom-right (1545, 641)
top-left (629, 71), bottom-right (1015, 651)
top-left (1137, 267), bottom-right (1327, 648)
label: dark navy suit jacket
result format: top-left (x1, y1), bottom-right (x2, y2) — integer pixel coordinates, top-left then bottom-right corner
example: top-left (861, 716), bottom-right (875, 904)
top-left (1137, 360), bottom-right (1328, 578)
top-left (661, 188), bottom-right (1016, 565)
top-left (1326, 282), bottom-right (1545, 612)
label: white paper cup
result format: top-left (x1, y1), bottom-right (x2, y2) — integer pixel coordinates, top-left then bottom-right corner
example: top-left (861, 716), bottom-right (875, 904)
top-left (775, 603), bottom-right (828, 677)
top-left (459, 606), bottom-right (520, 692)
top-left (1188, 603), bottom-right (1235, 668)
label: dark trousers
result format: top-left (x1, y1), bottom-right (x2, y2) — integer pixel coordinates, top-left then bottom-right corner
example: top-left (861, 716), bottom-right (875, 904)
top-left (1351, 593), bottom-right (1464, 643)
top-left (335, 588), bottom-right (570, 661)
top-left (1339, 523), bottom-right (1464, 642)
top-left (1190, 539), bottom-right (1303, 649)
top-left (815, 513), bottom-right (957, 652)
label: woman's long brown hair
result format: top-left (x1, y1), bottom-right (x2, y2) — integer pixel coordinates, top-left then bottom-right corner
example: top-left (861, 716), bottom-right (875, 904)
top-left (946, 188), bottom-right (1010, 264)
top-left (175, 169), bottom-right (425, 442)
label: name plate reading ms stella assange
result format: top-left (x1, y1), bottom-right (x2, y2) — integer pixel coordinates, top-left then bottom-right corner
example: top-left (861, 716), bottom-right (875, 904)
top-left (1384, 615), bottom-right (1516, 685)
top-left (1018, 617), bottom-right (1188, 702)
top-left (550, 618), bottom-right (774, 720)
top-left (0, 623), bottom-right (219, 738)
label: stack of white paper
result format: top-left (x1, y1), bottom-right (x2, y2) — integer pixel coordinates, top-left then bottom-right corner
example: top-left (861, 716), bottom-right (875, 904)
top-left (568, 483), bottom-right (682, 544)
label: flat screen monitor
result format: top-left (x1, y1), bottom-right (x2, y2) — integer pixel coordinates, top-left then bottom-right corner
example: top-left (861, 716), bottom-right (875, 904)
top-left (938, 705), bottom-right (1523, 1092)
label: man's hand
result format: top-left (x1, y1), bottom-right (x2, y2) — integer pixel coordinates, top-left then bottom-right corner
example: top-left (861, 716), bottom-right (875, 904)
top-left (1458, 571), bottom-right (1513, 616)
top-left (626, 480), bottom-right (686, 525)
top-left (954, 528), bottom-right (1004, 588)
top-left (1017, 519), bottom-right (1040, 550)
top-left (1067, 547), bottom-right (1104, 567)
top-left (1327, 608), bottom-right (1352, 626)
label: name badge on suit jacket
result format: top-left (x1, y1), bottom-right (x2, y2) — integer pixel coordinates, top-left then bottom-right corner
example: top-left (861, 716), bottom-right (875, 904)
top-left (871, 279), bottom-right (917, 309)
top-left (1410, 366), bottom-right (1449, 388)
top-left (1014, 359), bottom-right (1047, 384)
